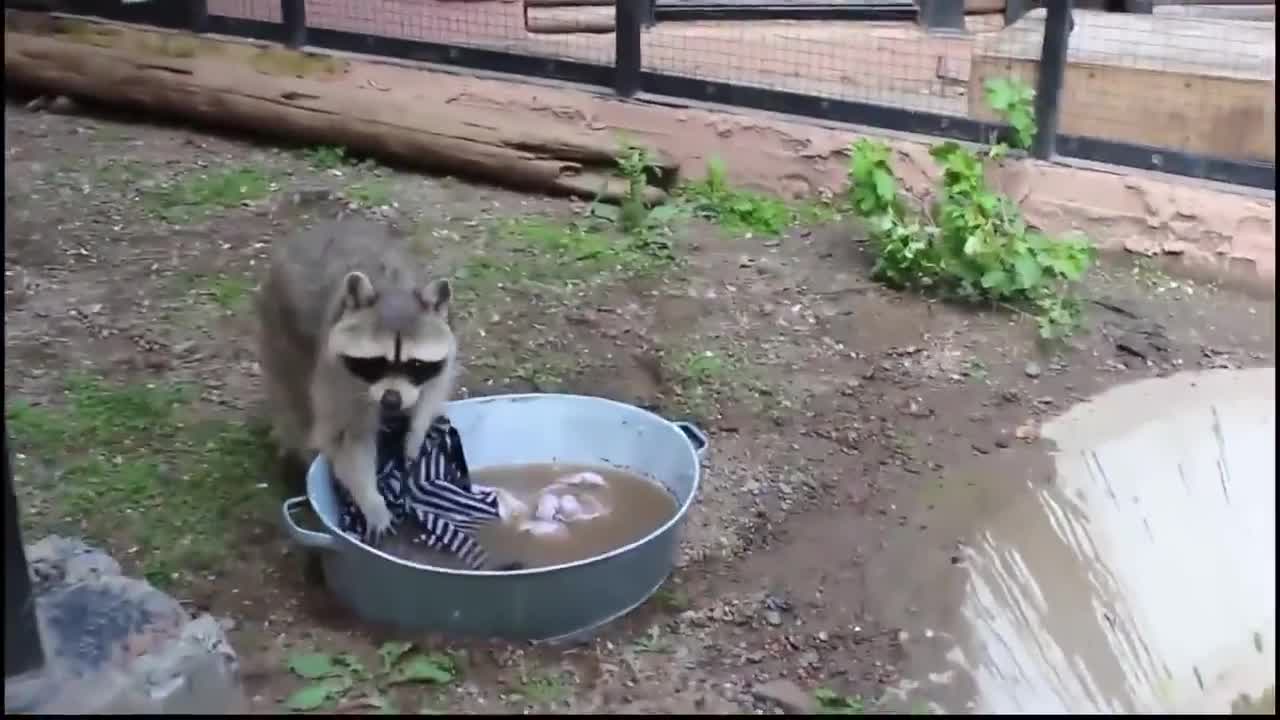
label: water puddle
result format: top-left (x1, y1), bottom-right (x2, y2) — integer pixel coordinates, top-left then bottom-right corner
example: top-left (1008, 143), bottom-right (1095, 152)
top-left (883, 368), bottom-right (1275, 714)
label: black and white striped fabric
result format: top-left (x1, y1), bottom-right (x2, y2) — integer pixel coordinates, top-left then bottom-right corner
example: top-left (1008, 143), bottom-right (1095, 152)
top-left (335, 414), bottom-right (504, 570)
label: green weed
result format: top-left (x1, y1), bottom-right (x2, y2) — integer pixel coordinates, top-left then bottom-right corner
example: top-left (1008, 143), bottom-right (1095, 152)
top-left (7, 376), bottom-right (274, 587)
top-left (847, 138), bottom-right (1093, 341)
top-left (282, 641), bottom-right (457, 713)
top-left (303, 145), bottom-right (351, 171)
top-left (345, 178), bottom-right (394, 208)
top-left (984, 76), bottom-right (1037, 151)
top-left (669, 348), bottom-right (770, 421)
top-left (144, 166), bottom-right (277, 223)
top-left (815, 688), bottom-right (865, 714)
top-left (680, 157), bottom-right (796, 237)
top-left (519, 671), bottom-right (571, 707)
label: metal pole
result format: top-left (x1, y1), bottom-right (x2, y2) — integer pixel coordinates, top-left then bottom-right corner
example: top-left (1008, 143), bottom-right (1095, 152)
top-left (280, 0), bottom-right (307, 49)
top-left (614, 0), bottom-right (643, 98)
top-left (643, 0), bottom-right (657, 28)
top-left (1031, 0), bottom-right (1072, 160)
top-left (4, 431), bottom-right (44, 680)
top-left (187, 0), bottom-right (209, 34)
top-left (917, 0), bottom-right (965, 33)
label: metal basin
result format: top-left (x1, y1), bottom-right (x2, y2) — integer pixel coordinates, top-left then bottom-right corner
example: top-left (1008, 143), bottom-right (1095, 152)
top-left (281, 393), bottom-right (707, 642)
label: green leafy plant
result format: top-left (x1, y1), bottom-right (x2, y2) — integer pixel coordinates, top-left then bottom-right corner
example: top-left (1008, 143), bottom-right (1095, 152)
top-left (303, 144), bottom-right (350, 171)
top-left (984, 77), bottom-right (1037, 150)
top-left (680, 157), bottom-right (798, 237)
top-left (282, 642), bottom-right (456, 713)
top-left (614, 142), bottom-right (665, 235)
top-left (814, 688), bottom-right (865, 714)
top-left (848, 138), bottom-right (1094, 340)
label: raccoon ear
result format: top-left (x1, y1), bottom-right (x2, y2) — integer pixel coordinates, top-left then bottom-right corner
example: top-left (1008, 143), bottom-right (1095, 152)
top-left (418, 279), bottom-right (451, 314)
top-left (342, 271), bottom-right (377, 309)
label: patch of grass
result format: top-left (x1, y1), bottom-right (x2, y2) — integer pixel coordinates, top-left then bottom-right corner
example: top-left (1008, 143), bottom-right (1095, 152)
top-left (631, 625), bottom-right (674, 655)
top-left (681, 158), bottom-right (796, 237)
top-left (675, 157), bottom-right (843, 238)
top-left (144, 166), bottom-right (278, 223)
top-left (518, 671), bottom-right (572, 707)
top-left (177, 272), bottom-right (255, 311)
top-left (93, 126), bottom-right (131, 145)
top-left (653, 584), bottom-right (691, 613)
top-left (667, 348), bottom-right (770, 421)
top-left (815, 688), bottom-right (865, 715)
top-left (303, 144), bottom-right (351, 171)
top-left (344, 178), bottom-right (394, 209)
top-left (7, 376), bottom-right (274, 587)
top-left (457, 214), bottom-right (678, 304)
top-left (282, 641), bottom-right (457, 713)
top-left (468, 345), bottom-right (577, 393)
top-left (94, 158), bottom-right (147, 189)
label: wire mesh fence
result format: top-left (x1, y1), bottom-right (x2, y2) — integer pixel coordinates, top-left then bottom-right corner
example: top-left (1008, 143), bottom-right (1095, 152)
top-left (1048, 8), bottom-right (1274, 165)
top-left (39, 0), bottom-right (1279, 188)
top-left (640, 12), bottom-right (1025, 117)
top-left (207, 0), bottom-right (616, 67)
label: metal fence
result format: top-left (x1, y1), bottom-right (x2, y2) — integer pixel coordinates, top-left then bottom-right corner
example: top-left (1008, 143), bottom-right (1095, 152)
top-left (39, 0), bottom-right (1276, 190)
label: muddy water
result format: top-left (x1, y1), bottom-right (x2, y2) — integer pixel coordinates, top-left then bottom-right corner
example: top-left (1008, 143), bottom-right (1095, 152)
top-left (380, 463), bottom-right (678, 571)
top-left (877, 368), bottom-right (1276, 714)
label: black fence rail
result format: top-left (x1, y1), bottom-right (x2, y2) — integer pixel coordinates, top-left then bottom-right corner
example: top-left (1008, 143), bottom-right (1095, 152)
top-left (31, 0), bottom-right (1277, 190)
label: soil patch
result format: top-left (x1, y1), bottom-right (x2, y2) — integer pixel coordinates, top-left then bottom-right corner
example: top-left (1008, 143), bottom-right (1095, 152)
top-left (4, 101), bottom-right (1273, 713)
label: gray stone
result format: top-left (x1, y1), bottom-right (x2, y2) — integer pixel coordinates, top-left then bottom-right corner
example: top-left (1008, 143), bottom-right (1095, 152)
top-left (27, 535), bottom-right (121, 593)
top-left (4, 535), bottom-right (246, 715)
top-left (752, 679), bottom-right (816, 714)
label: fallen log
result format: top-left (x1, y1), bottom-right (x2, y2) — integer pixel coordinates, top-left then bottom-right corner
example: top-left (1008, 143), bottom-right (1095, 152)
top-left (525, 6), bottom-right (615, 33)
top-left (525, 0), bottom-right (615, 7)
top-left (3, 17), bottom-right (678, 204)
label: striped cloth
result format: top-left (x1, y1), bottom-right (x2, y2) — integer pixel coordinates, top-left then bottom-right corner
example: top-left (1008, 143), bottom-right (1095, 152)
top-left (335, 414), bottom-right (511, 570)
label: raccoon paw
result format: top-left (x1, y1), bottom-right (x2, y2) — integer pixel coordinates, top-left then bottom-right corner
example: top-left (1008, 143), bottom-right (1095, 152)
top-left (358, 501), bottom-right (397, 546)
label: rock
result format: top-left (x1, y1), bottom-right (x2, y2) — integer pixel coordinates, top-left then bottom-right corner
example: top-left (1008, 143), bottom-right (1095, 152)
top-left (5, 535), bottom-right (245, 715)
top-left (752, 679), bottom-right (815, 714)
top-left (763, 610), bottom-right (783, 626)
top-left (47, 95), bottom-right (79, 115)
top-left (27, 535), bottom-right (121, 593)
top-left (1023, 361), bottom-right (1042, 378)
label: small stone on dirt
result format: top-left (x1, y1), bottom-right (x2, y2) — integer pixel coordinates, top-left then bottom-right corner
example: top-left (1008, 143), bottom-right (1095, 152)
top-left (752, 679), bottom-right (815, 714)
top-left (1023, 361), bottom-right (1042, 378)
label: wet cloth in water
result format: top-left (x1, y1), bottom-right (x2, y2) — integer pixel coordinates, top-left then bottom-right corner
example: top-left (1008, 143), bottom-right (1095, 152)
top-left (335, 414), bottom-right (508, 570)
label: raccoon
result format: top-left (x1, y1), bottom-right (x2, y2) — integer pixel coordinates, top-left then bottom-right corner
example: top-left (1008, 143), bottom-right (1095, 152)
top-left (256, 216), bottom-right (458, 543)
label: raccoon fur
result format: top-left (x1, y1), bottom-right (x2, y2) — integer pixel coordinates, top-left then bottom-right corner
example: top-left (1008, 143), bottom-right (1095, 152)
top-left (256, 216), bottom-right (458, 542)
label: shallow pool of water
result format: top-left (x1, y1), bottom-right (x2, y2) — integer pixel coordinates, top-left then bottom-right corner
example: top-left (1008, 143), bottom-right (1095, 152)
top-left (885, 368), bottom-right (1276, 714)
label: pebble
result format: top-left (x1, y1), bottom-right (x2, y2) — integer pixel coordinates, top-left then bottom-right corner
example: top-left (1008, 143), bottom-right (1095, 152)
top-left (763, 610), bottom-right (783, 627)
top-left (1024, 361), bottom-right (1042, 378)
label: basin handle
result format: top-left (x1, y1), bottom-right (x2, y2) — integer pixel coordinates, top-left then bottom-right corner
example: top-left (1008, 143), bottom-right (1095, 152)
top-left (282, 496), bottom-right (338, 552)
top-left (674, 421), bottom-right (709, 460)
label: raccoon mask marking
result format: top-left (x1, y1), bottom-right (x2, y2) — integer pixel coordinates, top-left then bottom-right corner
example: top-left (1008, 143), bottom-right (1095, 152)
top-left (327, 271), bottom-right (455, 417)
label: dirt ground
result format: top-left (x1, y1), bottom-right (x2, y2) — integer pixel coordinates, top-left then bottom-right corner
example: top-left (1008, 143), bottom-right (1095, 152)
top-left (4, 100), bottom-right (1274, 714)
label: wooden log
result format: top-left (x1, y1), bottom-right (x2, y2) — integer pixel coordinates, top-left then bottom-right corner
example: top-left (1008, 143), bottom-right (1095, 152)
top-left (525, 6), bottom-right (615, 33)
top-left (3, 18), bottom-right (678, 203)
top-left (525, 0), bottom-right (614, 7)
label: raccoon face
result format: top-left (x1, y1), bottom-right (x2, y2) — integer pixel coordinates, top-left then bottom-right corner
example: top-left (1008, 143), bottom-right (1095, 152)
top-left (327, 271), bottom-right (455, 415)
